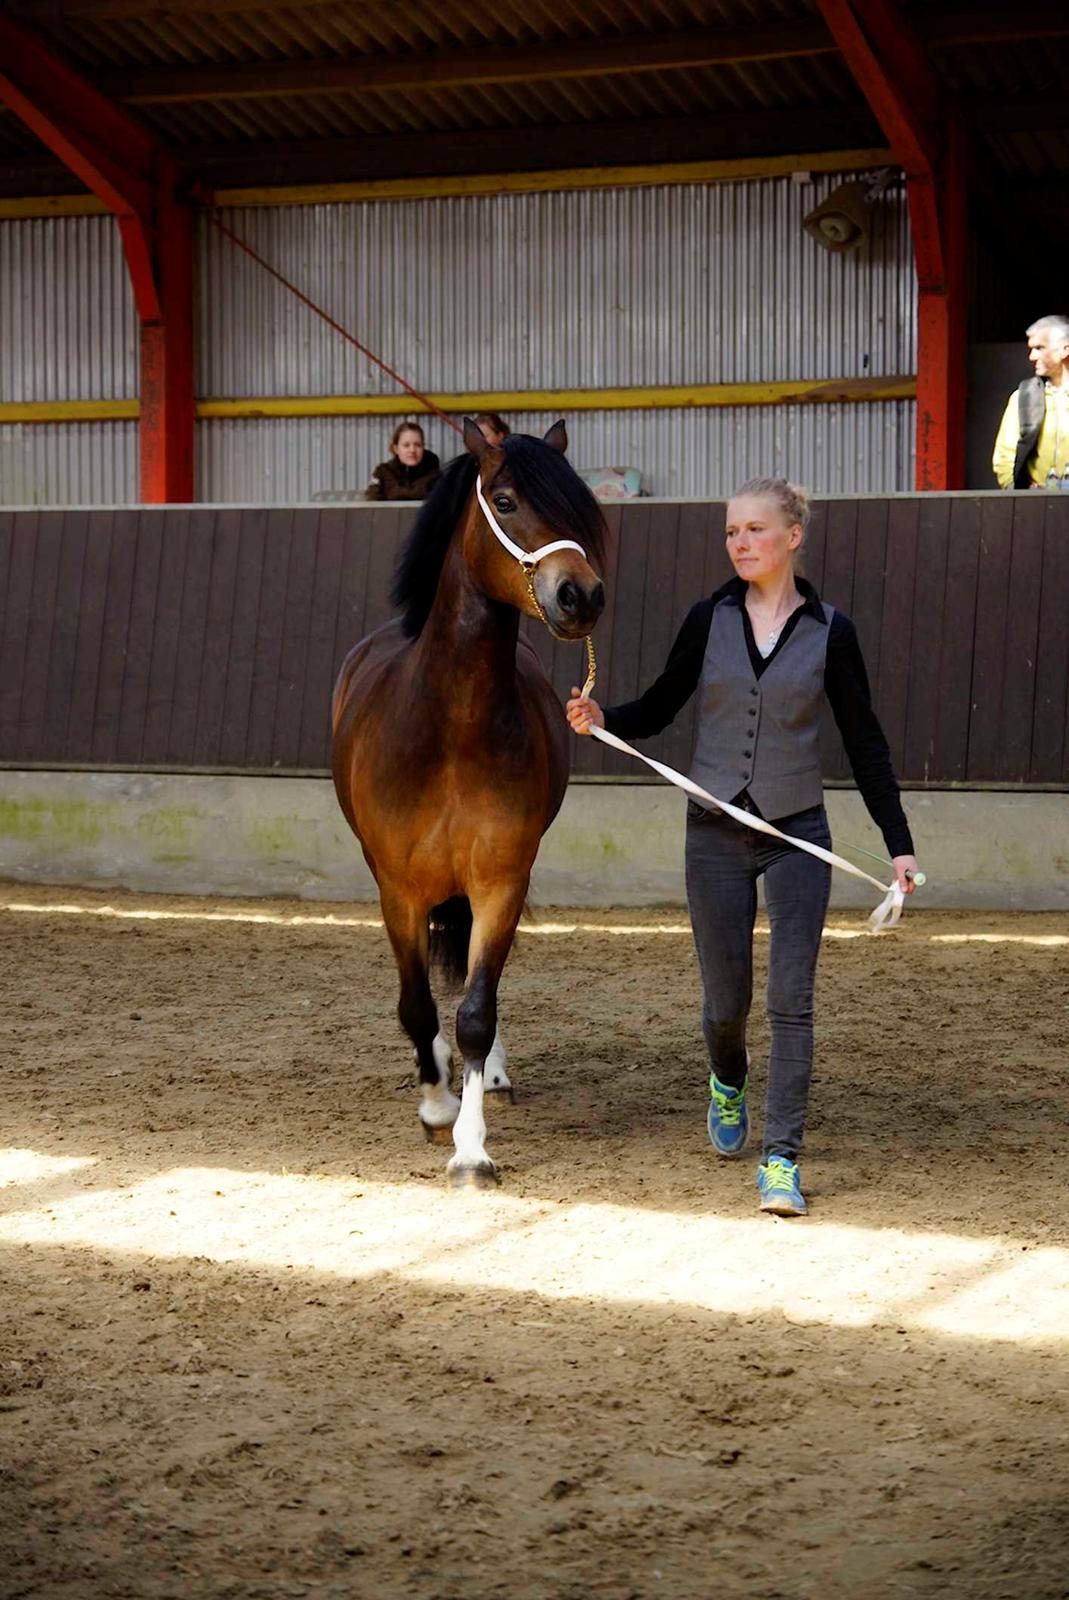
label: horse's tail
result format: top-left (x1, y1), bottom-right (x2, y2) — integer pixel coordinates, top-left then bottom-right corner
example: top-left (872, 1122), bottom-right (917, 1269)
top-left (428, 897), bottom-right (472, 991)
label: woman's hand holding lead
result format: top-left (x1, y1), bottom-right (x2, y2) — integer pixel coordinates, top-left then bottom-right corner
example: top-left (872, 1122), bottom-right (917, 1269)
top-left (892, 855), bottom-right (920, 894)
top-left (566, 688), bottom-right (605, 735)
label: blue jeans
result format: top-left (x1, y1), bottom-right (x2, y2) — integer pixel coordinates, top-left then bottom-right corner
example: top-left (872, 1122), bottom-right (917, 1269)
top-left (684, 799), bottom-right (832, 1162)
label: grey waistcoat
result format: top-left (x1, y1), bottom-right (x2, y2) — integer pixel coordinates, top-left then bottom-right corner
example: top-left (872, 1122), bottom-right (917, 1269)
top-left (689, 598), bottom-right (835, 819)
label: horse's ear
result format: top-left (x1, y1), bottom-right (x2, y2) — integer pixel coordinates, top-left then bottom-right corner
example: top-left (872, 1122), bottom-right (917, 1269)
top-left (463, 417), bottom-right (492, 459)
top-left (543, 419), bottom-right (568, 454)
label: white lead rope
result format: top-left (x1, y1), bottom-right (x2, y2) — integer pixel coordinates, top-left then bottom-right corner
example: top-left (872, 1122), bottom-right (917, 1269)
top-left (473, 470), bottom-right (904, 934)
top-left (588, 725), bottom-right (904, 933)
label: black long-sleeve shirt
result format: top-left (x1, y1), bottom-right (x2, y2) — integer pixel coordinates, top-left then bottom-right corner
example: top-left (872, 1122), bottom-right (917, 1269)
top-left (603, 576), bottom-right (914, 858)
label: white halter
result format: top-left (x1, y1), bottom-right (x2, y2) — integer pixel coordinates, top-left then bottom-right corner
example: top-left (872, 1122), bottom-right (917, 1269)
top-left (475, 476), bottom-right (587, 569)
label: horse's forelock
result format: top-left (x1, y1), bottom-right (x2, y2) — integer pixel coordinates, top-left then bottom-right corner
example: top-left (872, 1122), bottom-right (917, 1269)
top-left (503, 434), bottom-right (609, 569)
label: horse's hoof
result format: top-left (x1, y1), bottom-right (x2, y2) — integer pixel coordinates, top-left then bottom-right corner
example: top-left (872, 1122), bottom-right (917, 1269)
top-left (421, 1120), bottom-right (456, 1146)
top-left (485, 1085), bottom-right (516, 1105)
top-left (447, 1162), bottom-right (500, 1191)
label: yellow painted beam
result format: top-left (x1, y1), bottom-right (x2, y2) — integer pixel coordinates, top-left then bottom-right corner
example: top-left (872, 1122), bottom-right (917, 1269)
top-left (0, 194), bottom-right (108, 220)
top-left (198, 378), bottom-right (916, 419)
top-left (0, 399), bottom-right (139, 423)
top-left (214, 150), bottom-right (892, 208)
top-left (0, 149), bottom-right (893, 220)
top-left (1, 378), bottom-right (916, 427)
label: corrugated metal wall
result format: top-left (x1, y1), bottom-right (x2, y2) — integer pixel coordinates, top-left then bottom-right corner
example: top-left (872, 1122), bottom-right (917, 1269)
top-left (2, 175), bottom-right (917, 504)
top-left (0, 422), bottom-right (137, 506)
top-left (0, 216), bottom-right (137, 402)
top-left (199, 178), bottom-right (916, 393)
top-left (196, 403), bottom-right (916, 503)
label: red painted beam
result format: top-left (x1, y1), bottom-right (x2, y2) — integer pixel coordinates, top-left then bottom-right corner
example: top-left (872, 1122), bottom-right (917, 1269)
top-left (814, 0), bottom-right (938, 175)
top-left (0, 72), bottom-right (154, 225)
top-left (0, 16), bottom-right (155, 160)
top-left (137, 165), bottom-right (195, 505)
top-left (0, 15), bottom-right (194, 501)
top-left (915, 122), bottom-right (968, 492)
top-left (814, 0), bottom-right (967, 489)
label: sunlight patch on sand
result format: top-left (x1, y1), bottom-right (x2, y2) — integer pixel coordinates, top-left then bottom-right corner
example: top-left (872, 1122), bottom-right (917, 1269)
top-left (0, 1148), bottom-right (95, 1187)
top-left (0, 899), bottom-right (911, 940)
top-left (0, 1161), bottom-right (1064, 1344)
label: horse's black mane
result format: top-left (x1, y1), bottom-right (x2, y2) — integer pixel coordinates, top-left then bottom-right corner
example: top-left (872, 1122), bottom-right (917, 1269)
top-left (392, 433), bottom-right (609, 639)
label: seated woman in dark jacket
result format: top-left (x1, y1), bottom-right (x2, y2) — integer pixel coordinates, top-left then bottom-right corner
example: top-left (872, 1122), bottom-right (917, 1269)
top-left (366, 421), bottom-right (441, 501)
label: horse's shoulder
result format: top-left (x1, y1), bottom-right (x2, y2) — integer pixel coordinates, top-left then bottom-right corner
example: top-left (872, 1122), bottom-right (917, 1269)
top-left (332, 619), bottom-right (408, 722)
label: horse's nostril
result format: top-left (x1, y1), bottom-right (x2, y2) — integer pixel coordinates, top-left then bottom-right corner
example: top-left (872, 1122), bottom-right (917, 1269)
top-left (557, 580), bottom-right (580, 614)
top-left (590, 581), bottom-right (605, 615)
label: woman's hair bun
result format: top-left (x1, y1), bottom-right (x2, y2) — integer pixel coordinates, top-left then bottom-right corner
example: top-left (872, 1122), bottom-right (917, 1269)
top-left (733, 477), bottom-right (811, 530)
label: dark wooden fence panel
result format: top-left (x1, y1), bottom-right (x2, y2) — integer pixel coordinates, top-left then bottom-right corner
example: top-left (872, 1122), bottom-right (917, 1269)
top-left (1, 497), bottom-right (1066, 787)
top-left (1033, 498), bottom-right (1069, 783)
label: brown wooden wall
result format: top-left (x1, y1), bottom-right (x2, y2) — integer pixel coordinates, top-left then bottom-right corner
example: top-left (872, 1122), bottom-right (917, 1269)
top-left (1, 496), bottom-right (1067, 786)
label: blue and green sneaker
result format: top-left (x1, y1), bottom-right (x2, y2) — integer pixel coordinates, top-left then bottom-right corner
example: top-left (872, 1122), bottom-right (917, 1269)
top-left (707, 1073), bottom-right (750, 1157)
top-left (756, 1156), bottom-right (807, 1216)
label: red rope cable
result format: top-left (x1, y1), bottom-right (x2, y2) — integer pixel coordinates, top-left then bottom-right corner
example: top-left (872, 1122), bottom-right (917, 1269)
top-left (209, 214), bottom-right (465, 437)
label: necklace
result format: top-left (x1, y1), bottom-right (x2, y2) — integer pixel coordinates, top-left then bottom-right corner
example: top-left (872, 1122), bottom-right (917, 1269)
top-left (747, 596), bottom-right (800, 651)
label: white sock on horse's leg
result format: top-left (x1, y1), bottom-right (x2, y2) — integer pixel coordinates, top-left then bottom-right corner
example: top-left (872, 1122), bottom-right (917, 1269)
top-left (419, 1031), bottom-right (460, 1134)
top-left (447, 1064), bottom-right (496, 1179)
top-left (484, 1030), bottom-right (512, 1096)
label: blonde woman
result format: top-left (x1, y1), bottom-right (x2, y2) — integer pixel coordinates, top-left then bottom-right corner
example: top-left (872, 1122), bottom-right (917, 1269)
top-left (567, 479), bottom-right (918, 1216)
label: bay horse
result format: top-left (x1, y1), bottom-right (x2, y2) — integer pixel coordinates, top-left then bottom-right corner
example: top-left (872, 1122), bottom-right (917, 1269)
top-left (332, 419), bottom-right (607, 1186)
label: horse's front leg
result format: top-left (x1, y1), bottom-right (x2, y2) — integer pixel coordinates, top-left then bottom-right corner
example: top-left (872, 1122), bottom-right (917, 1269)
top-left (379, 885), bottom-right (460, 1143)
top-left (484, 1029), bottom-right (513, 1100)
top-left (447, 886), bottom-right (525, 1188)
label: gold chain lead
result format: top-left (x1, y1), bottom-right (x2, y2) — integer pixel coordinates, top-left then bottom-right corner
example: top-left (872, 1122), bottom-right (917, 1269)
top-left (582, 632), bottom-right (597, 699)
top-left (524, 564), bottom-right (597, 700)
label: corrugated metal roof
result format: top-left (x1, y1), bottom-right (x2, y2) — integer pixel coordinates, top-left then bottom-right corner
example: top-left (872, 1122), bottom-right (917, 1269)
top-left (1, 0), bottom-right (1063, 196)
top-left (983, 129), bottom-right (1069, 179)
top-left (30, 0), bottom-right (819, 71)
top-left (130, 53), bottom-right (865, 150)
top-left (930, 37), bottom-right (1066, 100)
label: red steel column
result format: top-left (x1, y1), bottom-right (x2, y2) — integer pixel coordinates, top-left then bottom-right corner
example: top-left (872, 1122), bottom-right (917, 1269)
top-left (814, 0), bottom-right (967, 489)
top-left (133, 165), bottom-right (195, 503)
top-left (0, 17), bottom-right (195, 502)
top-left (913, 121), bottom-right (967, 490)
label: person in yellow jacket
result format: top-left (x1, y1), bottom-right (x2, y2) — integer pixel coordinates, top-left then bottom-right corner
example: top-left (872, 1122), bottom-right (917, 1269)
top-left (992, 315), bottom-right (1069, 489)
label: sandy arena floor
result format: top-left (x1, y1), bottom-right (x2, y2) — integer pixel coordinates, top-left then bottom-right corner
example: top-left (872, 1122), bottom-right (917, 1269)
top-left (1, 885), bottom-right (1068, 1600)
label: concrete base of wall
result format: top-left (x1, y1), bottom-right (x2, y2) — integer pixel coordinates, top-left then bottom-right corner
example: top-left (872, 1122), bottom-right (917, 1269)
top-left (0, 770), bottom-right (1066, 909)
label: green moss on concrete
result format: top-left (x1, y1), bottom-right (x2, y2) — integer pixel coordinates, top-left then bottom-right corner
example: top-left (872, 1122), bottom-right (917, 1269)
top-left (0, 796), bottom-right (107, 846)
top-left (247, 817), bottom-right (298, 858)
top-left (135, 807), bottom-right (198, 848)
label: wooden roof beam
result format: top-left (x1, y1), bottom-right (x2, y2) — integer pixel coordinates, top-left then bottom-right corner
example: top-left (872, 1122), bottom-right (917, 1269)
top-left (7, 4), bottom-right (1063, 109)
top-left (99, 21), bottom-right (834, 104)
top-left (10, 0), bottom-right (1069, 40)
top-left (177, 106), bottom-right (886, 187)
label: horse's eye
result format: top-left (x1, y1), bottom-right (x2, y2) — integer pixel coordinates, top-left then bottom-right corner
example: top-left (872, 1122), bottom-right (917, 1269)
top-left (493, 494), bottom-right (515, 514)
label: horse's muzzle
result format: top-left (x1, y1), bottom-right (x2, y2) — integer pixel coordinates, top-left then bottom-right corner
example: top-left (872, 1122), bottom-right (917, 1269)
top-left (546, 577), bottom-right (605, 637)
